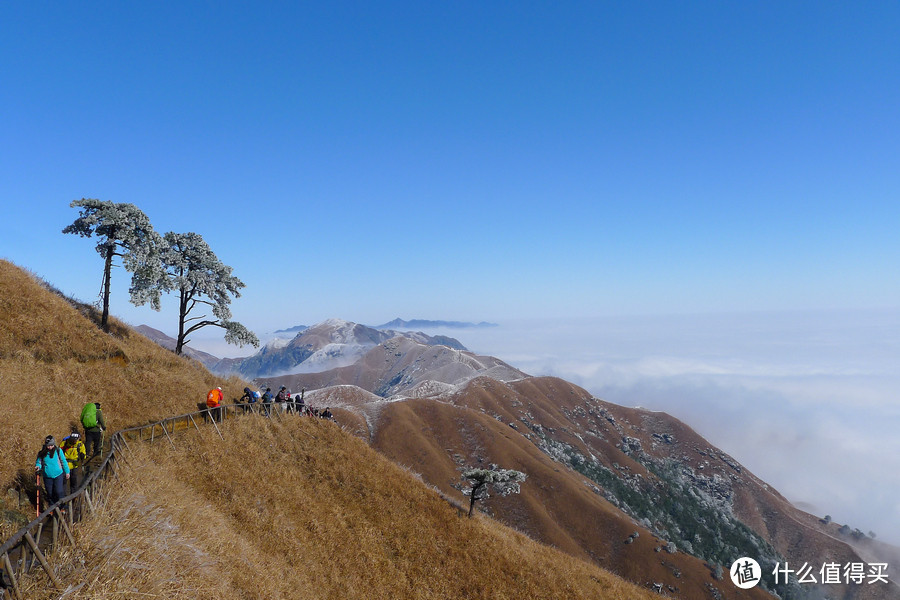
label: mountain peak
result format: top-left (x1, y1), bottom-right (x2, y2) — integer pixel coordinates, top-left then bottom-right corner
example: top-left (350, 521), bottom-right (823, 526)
top-left (320, 317), bottom-right (354, 328)
top-left (208, 318), bottom-right (469, 379)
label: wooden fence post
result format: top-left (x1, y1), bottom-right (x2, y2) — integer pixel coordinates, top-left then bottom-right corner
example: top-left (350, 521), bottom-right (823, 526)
top-left (51, 517), bottom-right (58, 555)
top-left (23, 532), bottom-right (61, 589)
top-left (161, 422), bottom-right (177, 449)
top-left (3, 552), bottom-right (23, 600)
top-left (83, 488), bottom-right (94, 515)
top-left (54, 508), bottom-right (76, 548)
top-left (209, 411), bottom-right (224, 440)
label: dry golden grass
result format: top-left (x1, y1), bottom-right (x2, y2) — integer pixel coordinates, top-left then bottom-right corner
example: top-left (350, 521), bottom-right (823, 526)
top-left (2, 258), bottom-right (661, 600)
top-left (20, 416), bottom-right (659, 600)
top-left (0, 260), bottom-right (246, 490)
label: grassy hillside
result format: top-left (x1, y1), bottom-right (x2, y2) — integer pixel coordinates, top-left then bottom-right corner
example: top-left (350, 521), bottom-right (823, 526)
top-left (0, 259), bottom-right (659, 599)
top-left (0, 259), bottom-right (246, 525)
top-left (21, 416), bottom-right (659, 599)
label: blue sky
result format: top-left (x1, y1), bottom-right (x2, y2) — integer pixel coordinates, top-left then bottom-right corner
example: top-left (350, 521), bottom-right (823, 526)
top-left (2, 1), bottom-right (900, 547)
top-left (2, 2), bottom-right (898, 335)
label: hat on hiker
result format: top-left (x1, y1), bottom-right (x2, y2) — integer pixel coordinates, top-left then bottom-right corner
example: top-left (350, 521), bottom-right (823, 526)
top-left (44, 436), bottom-right (56, 447)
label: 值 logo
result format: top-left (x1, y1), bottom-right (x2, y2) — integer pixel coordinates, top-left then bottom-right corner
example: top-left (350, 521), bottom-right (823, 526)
top-left (730, 557), bottom-right (761, 589)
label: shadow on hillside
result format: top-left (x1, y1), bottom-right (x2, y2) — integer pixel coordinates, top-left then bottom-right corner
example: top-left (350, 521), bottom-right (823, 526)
top-left (69, 301), bottom-right (132, 339)
top-left (39, 277), bottom-right (132, 340)
top-left (12, 469), bottom-right (38, 514)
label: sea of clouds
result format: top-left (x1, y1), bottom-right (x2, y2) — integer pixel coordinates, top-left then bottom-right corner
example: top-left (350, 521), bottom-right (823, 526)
top-left (454, 309), bottom-right (900, 547)
top-left (187, 308), bottom-right (900, 547)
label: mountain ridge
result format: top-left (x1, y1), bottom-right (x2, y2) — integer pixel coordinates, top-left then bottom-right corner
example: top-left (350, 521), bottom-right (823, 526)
top-left (136, 318), bottom-right (472, 380)
top-left (134, 313), bottom-right (899, 598)
top-left (375, 317), bottom-right (498, 329)
top-left (267, 335), bottom-right (527, 399)
top-left (284, 373), bottom-right (900, 599)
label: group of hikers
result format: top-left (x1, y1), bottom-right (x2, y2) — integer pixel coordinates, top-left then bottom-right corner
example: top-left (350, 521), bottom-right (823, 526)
top-left (205, 385), bottom-right (334, 420)
top-left (34, 402), bottom-right (107, 509)
top-left (34, 387), bottom-right (334, 513)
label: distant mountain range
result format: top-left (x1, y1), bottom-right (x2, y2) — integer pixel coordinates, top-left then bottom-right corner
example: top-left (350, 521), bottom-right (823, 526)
top-left (139, 319), bottom-right (480, 381)
top-left (134, 318), bottom-right (900, 599)
top-left (274, 324), bottom-right (308, 334)
top-left (274, 318), bottom-right (497, 335)
top-left (258, 324), bottom-right (898, 600)
top-left (374, 318), bottom-right (498, 329)
top-left (269, 334), bottom-right (526, 398)
top-left (133, 325), bottom-right (221, 366)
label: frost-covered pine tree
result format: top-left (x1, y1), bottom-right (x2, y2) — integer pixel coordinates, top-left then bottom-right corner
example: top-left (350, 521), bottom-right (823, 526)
top-left (461, 465), bottom-right (526, 518)
top-left (137, 231), bottom-right (259, 355)
top-left (62, 199), bottom-right (164, 331)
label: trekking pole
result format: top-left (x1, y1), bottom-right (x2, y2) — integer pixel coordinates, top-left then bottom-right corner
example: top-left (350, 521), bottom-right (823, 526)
top-left (35, 472), bottom-right (41, 518)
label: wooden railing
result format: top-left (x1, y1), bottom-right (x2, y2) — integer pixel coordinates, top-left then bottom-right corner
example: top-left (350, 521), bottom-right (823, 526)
top-left (0, 400), bottom-right (304, 599)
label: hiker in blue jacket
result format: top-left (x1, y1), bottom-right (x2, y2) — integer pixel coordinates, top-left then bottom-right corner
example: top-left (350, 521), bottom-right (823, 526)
top-left (239, 387), bottom-right (254, 414)
top-left (261, 387), bottom-right (274, 417)
top-left (35, 436), bottom-right (70, 506)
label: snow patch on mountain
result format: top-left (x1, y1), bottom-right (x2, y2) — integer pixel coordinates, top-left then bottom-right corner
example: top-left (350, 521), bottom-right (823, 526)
top-left (291, 342), bottom-right (370, 373)
top-left (317, 318), bottom-right (364, 343)
top-left (390, 380), bottom-right (459, 400)
top-left (265, 337), bottom-right (291, 350)
top-left (305, 384), bottom-right (383, 408)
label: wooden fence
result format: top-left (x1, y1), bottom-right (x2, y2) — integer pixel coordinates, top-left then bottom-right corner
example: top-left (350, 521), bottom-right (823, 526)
top-left (0, 400), bottom-right (302, 599)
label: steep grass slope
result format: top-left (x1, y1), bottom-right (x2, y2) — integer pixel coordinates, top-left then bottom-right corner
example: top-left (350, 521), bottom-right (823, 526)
top-left (360, 376), bottom-right (896, 600)
top-left (0, 260), bottom-right (660, 599)
top-left (24, 417), bottom-right (660, 600)
top-left (0, 259), bottom-right (244, 534)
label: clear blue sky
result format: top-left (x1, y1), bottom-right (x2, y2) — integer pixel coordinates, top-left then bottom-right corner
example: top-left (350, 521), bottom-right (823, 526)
top-left (2, 2), bottom-right (898, 338)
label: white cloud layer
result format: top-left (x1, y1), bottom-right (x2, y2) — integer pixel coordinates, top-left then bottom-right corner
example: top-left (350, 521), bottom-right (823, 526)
top-left (458, 309), bottom-right (900, 546)
top-left (187, 309), bottom-right (900, 546)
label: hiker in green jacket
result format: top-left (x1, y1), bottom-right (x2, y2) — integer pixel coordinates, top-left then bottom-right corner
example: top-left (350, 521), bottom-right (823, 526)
top-left (81, 402), bottom-right (107, 459)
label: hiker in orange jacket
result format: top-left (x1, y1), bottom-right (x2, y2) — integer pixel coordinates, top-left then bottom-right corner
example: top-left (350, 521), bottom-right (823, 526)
top-left (206, 387), bottom-right (224, 422)
top-left (207, 387), bottom-right (223, 408)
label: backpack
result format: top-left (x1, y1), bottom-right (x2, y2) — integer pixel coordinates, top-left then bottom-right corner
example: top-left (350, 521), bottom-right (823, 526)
top-left (81, 402), bottom-right (98, 429)
top-left (38, 447), bottom-right (66, 473)
top-left (207, 389), bottom-right (222, 408)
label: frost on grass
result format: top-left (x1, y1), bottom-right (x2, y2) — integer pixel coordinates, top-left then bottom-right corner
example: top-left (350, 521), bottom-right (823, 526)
top-left (54, 492), bottom-right (225, 599)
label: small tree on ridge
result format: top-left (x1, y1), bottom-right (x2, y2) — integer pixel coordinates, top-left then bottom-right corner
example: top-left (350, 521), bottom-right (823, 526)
top-left (461, 465), bottom-right (526, 518)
